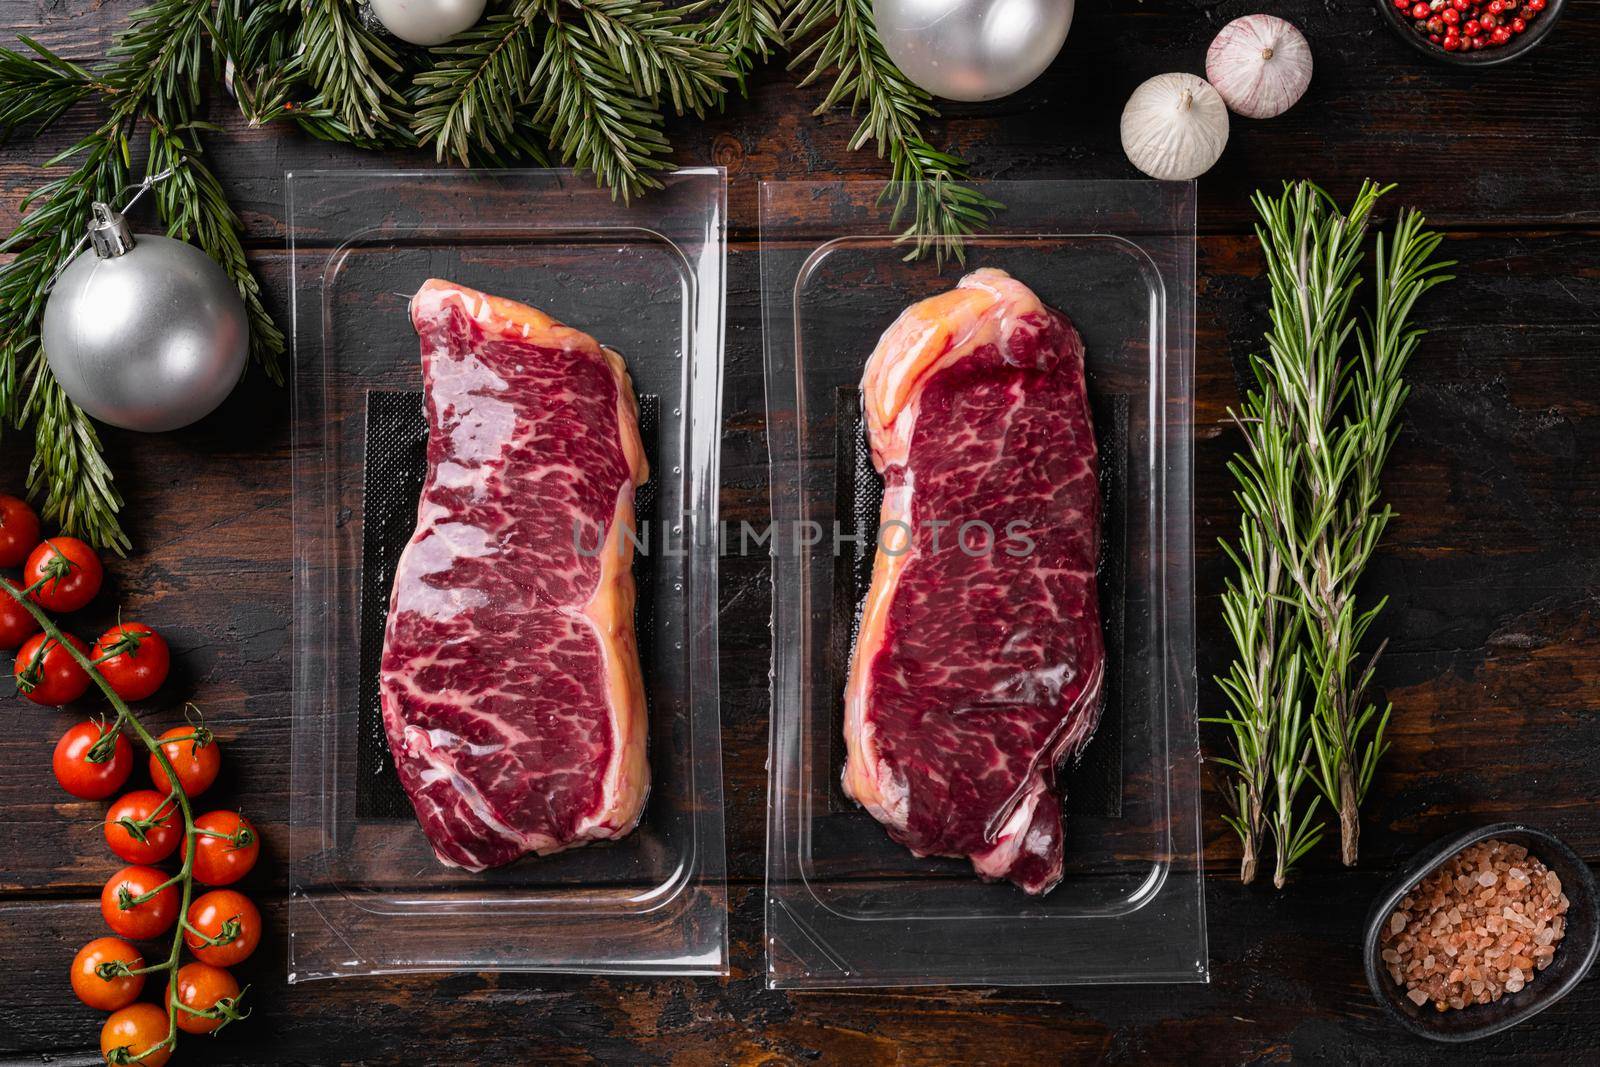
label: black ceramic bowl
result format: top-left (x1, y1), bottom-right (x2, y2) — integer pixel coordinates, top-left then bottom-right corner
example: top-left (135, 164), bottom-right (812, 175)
top-left (1364, 823), bottom-right (1599, 1042)
top-left (1375, 0), bottom-right (1568, 66)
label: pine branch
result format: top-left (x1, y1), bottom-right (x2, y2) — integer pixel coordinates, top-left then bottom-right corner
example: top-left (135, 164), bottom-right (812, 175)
top-left (104, 0), bottom-right (214, 126)
top-left (568, 0), bottom-right (729, 116)
top-left (0, 0), bottom-right (288, 551)
top-left (0, 37), bottom-right (99, 141)
top-left (532, 0), bottom-right (673, 200)
top-left (147, 123), bottom-right (286, 384)
top-left (785, 0), bottom-right (997, 264)
top-left (692, 0), bottom-right (783, 85)
top-left (293, 0), bottom-right (415, 144)
top-left (0, 132), bottom-right (132, 551)
top-left (412, 0), bottom-right (546, 165)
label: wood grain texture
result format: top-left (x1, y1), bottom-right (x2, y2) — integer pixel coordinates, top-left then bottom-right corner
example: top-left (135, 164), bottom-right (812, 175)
top-left (0, 1), bottom-right (1597, 241)
top-left (2, 0), bottom-right (1599, 1060)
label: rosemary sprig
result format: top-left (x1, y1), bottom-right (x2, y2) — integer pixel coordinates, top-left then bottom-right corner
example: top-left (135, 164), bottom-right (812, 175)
top-left (784, 0), bottom-right (998, 264)
top-left (1215, 180), bottom-right (1452, 882)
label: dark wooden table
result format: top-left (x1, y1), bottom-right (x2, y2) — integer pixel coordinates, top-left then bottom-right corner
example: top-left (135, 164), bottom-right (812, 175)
top-left (3, 0), bottom-right (1599, 1062)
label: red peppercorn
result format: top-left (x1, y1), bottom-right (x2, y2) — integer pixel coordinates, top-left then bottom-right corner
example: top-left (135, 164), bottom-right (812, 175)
top-left (1406, 0), bottom-right (1541, 53)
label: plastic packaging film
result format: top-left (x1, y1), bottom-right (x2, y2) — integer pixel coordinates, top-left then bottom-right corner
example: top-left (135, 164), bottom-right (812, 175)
top-left (287, 169), bottom-right (728, 980)
top-left (761, 180), bottom-right (1205, 988)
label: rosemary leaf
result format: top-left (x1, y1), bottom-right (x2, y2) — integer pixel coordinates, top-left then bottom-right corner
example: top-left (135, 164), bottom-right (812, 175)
top-left (1216, 179), bottom-right (1452, 882)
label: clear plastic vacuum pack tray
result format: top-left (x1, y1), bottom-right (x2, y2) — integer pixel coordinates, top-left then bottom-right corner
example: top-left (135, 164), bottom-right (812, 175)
top-left (761, 180), bottom-right (1204, 988)
top-left (287, 169), bottom-right (727, 979)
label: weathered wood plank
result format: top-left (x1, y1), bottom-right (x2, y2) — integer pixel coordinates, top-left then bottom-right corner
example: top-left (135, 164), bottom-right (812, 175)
top-left (0, 230), bottom-right (1595, 899)
top-left (0, 2), bottom-right (1597, 242)
top-left (1, 0), bottom-right (1598, 1052)
top-left (6, 881), bottom-right (1600, 1065)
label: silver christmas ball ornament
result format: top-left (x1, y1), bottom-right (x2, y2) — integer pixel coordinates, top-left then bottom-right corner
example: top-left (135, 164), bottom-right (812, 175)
top-left (873, 0), bottom-right (1075, 102)
top-left (42, 203), bottom-right (249, 433)
top-left (367, 0), bottom-right (486, 45)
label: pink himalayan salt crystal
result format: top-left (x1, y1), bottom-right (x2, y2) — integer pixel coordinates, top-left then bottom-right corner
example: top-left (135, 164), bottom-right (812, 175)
top-left (1380, 839), bottom-right (1570, 1013)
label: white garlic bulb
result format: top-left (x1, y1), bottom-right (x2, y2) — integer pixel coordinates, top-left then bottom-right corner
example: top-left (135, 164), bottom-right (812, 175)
top-left (1119, 73), bottom-right (1230, 182)
top-left (1206, 15), bottom-right (1313, 120)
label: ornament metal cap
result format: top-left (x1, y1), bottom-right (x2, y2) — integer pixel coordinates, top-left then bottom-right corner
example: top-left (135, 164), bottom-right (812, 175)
top-left (87, 202), bottom-right (135, 259)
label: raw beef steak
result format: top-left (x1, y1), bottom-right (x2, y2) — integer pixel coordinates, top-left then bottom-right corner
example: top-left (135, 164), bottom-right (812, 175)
top-left (379, 279), bottom-right (650, 871)
top-left (843, 268), bottom-right (1104, 895)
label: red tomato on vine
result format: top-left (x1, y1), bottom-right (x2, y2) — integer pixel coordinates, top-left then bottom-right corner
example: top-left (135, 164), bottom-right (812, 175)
top-left (100, 1003), bottom-right (172, 1067)
top-left (70, 936), bottom-right (145, 1011)
top-left (0, 579), bottom-right (40, 651)
top-left (0, 494), bottom-right (41, 568)
top-left (15, 632), bottom-right (92, 706)
top-left (175, 962), bottom-right (245, 1035)
top-left (100, 865), bottom-right (179, 940)
top-left (183, 810), bottom-right (260, 886)
top-left (23, 537), bottom-right (103, 612)
top-left (104, 789), bottom-right (182, 864)
top-left (93, 622), bottom-right (171, 701)
top-left (52, 721), bottom-right (133, 799)
top-left (185, 889), bottom-right (262, 967)
top-left (150, 724), bottom-right (221, 797)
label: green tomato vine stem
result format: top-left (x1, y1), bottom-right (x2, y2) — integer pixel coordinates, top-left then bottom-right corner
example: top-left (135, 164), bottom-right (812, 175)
top-left (0, 579), bottom-right (239, 1062)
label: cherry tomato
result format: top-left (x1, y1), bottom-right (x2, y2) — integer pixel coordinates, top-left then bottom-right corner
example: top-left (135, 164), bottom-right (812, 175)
top-left (23, 536), bottom-right (103, 612)
top-left (149, 725), bottom-right (221, 797)
top-left (70, 936), bottom-right (145, 1011)
top-left (0, 494), bottom-right (41, 567)
top-left (92, 622), bottom-right (171, 702)
top-left (100, 1003), bottom-right (172, 1067)
top-left (105, 789), bottom-right (181, 865)
top-left (183, 810), bottom-right (260, 886)
top-left (175, 962), bottom-right (243, 1035)
top-left (15, 631), bottom-right (91, 706)
top-left (185, 889), bottom-right (262, 967)
top-left (0, 579), bottom-right (40, 651)
top-left (52, 721), bottom-right (133, 800)
top-left (100, 864), bottom-right (179, 940)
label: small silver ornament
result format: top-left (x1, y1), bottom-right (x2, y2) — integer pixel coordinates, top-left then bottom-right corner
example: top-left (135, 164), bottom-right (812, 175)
top-left (41, 202), bottom-right (249, 433)
top-left (366, 0), bottom-right (486, 46)
top-left (873, 0), bottom-right (1074, 102)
